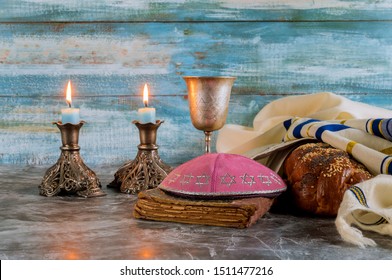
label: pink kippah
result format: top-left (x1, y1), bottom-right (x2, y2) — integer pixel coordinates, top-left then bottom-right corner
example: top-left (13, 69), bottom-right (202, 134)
top-left (159, 153), bottom-right (286, 199)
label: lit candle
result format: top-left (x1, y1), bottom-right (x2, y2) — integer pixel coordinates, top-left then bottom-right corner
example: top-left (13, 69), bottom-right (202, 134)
top-left (61, 80), bottom-right (80, 124)
top-left (137, 84), bottom-right (156, 124)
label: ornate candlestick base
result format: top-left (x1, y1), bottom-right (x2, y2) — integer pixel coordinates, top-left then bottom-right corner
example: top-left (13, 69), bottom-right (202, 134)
top-left (108, 120), bottom-right (172, 194)
top-left (38, 121), bottom-right (106, 198)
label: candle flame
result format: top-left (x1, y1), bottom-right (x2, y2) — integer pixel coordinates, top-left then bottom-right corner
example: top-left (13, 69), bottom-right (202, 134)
top-left (66, 80), bottom-right (72, 107)
top-left (143, 83), bottom-right (149, 107)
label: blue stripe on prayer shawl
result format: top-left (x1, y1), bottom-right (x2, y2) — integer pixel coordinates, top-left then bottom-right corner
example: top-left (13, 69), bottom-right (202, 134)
top-left (380, 156), bottom-right (392, 174)
top-left (384, 119), bottom-right (392, 141)
top-left (314, 124), bottom-right (350, 141)
top-left (349, 186), bottom-right (368, 207)
top-left (374, 217), bottom-right (388, 225)
top-left (355, 216), bottom-right (387, 226)
top-left (388, 159), bottom-right (392, 175)
top-left (371, 118), bottom-right (383, 138)
top-left (365, 119), bottom-right (371, 134)
top-left (283, 119), bottom-right (292, 130)
top-left (292, 119), bottom-right (319, 138)
top-left (380, 156), bottom-right (387, 174)
top-left (349, 185), bottom-right (388, 226)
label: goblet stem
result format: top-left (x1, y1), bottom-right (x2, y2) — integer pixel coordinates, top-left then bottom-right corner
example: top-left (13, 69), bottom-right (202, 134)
top-left (204, 131), bottom-right (212, 154)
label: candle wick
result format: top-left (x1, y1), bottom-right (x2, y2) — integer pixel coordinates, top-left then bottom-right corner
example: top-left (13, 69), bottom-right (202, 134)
top-left (144, 101), bottom-right (148, 108)
top-left (68, 102), bottom-right (72, 108)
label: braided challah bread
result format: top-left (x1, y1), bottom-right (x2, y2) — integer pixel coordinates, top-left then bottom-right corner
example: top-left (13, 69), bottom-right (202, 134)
top-left (283, 142), bottom-right (373, 216)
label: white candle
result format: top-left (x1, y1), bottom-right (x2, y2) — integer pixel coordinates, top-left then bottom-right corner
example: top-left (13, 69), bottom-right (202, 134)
top-left (137, 84), bottom-right (156, 123)
top-left (61, 80), bottom-right (80, 124)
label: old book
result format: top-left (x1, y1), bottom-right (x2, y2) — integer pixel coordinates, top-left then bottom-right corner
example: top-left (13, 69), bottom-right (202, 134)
top-left (133, 188), bottom-right (274, 228)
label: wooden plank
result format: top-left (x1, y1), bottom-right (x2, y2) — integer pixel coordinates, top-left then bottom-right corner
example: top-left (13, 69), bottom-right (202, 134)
top-left (0, 95), bottom-right (224, 166)
top-left (0, 94), bottom-right (271, 166)
top-left (2, 0), bottom-right (392, 22)
top-left (1, 93), bottom-right (392, 166)
top-left (2, 21), bottom-right (392, 97)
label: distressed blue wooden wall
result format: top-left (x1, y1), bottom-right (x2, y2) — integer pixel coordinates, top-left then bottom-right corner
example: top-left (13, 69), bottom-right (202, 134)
top-left (1, 0), bottom-right (392, 166)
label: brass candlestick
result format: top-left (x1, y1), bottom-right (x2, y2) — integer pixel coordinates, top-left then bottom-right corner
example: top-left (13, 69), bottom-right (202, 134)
top-left (108, 120), bottom-right (172, 194)
top-left (38, 121), bottom-right (106, 198)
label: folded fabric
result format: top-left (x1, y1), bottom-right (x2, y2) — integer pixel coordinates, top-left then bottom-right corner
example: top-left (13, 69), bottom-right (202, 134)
top-left (340, 118), bottom-right (392, 142)
top-left (133, 188), bottom-right (274, 228)
top-left (282, 118), bottom-right (392, 175)
top-left (335, 175), bottom-right (392, 247)
top-left (217, 92), bottom-right (392, 156)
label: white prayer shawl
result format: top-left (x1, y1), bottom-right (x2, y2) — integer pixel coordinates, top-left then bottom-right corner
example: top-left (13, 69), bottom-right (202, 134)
top-left (282, 118), bottom-right (392, 175)
top-left (217, 92), bottom-right (392, 156)
top-left (335, 175), bottom-right (392, 248)
top-left (217, 92), bottom-right (392, 247)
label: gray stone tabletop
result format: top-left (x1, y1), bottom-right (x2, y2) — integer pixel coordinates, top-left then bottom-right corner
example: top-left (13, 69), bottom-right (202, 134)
top-left (1, 165), bottom-right (391, 260)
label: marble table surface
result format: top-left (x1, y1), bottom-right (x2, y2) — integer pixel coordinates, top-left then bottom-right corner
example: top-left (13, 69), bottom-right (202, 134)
top-left (1, 165), bottom-right (392, 260)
